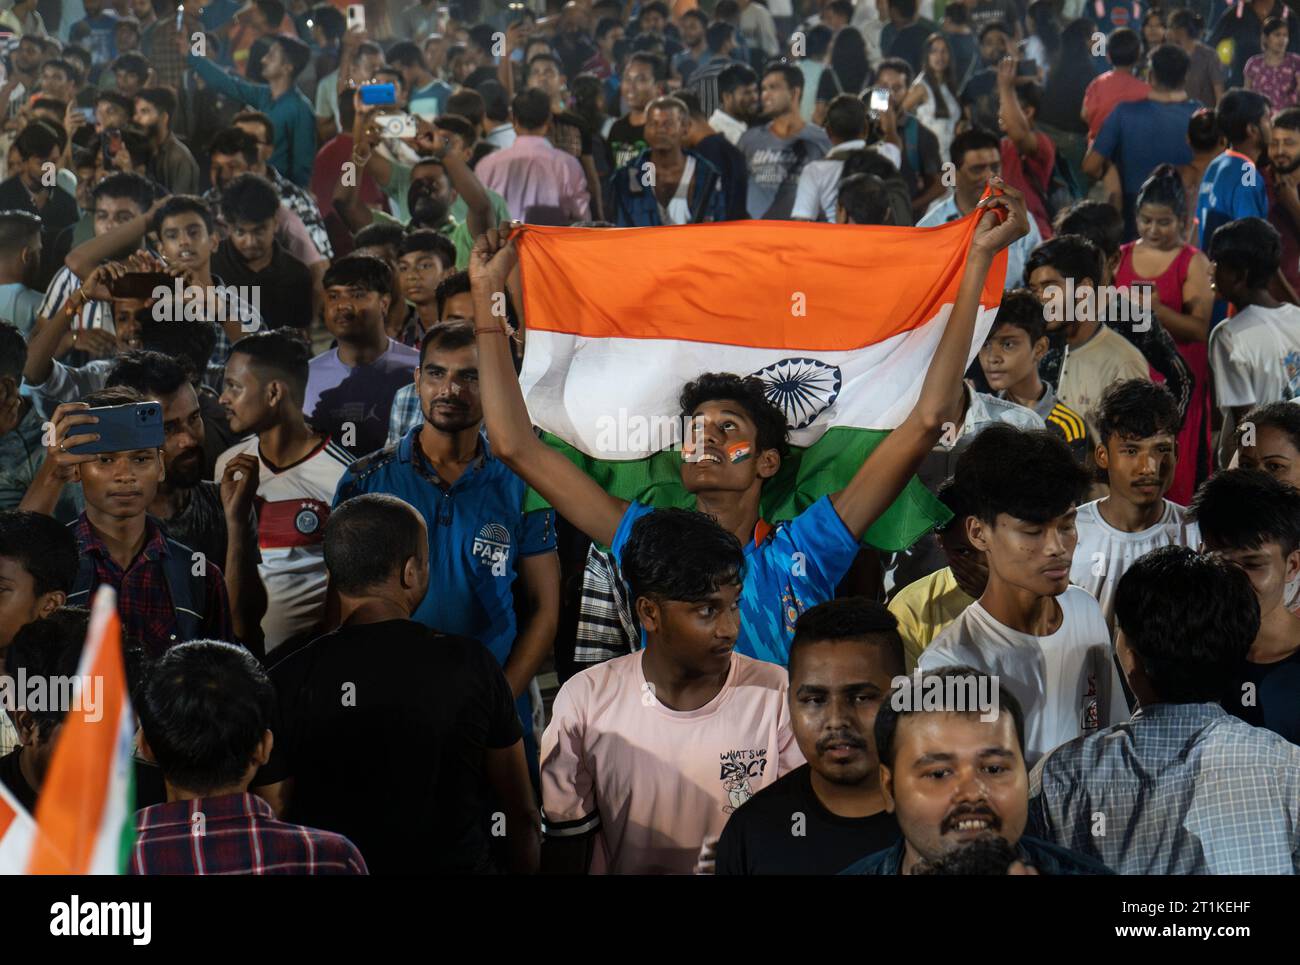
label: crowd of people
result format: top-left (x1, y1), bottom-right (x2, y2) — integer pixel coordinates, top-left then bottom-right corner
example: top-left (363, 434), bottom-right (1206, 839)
top-left (0, 0), bottom-right (1298, 877)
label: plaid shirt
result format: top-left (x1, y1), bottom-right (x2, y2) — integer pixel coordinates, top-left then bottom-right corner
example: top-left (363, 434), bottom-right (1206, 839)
top-left (574, 544), bottom-right (637, 666)
top-left (1029, 702), bottom-right (1300, 874)
top-left (72, 513), bottom-right (232, 658)
top-left (130, 793), bottom-right (368, 875)
top-left (386, 382), bottom-right (423, 449)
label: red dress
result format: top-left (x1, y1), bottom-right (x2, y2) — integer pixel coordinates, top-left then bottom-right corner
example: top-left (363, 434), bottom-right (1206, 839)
top-left (1115, 242), bottom-right (1211, 505)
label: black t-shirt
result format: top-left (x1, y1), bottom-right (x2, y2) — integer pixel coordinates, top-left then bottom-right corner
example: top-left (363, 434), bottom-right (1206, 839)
top-left (211, 240), bottom-right (314, 331)
top-left (715, 764), bottom-right (900, 875)
top-left (608, 116), bottom-right (648, 171)
top-left (256, 619), bottom-right (523, 874)
top-left (1225, 649), bottom-right (1300, 745)
top-left (0, 748), bottom-right (36, 813)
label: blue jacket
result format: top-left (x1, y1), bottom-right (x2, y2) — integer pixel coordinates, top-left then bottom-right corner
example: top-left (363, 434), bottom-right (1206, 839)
top-left (612, 149), bottom-right (727, 227)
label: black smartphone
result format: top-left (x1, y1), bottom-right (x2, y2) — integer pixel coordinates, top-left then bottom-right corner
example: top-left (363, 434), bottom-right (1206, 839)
top-left (107, 271), bottom-right (173, 301)
top-left (64, 401), bottom-right (165, 455)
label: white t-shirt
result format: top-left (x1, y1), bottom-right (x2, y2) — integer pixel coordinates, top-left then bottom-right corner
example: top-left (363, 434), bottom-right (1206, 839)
top-left (1069, 499), bottom-right (1200, 637)
top-left (918, 586), bottom-right (1129, 765)
top-left (1209, 302), bottom-right (1300, 412)
top-left (540, 649), bottom-right (804, 874)
top-left (791, 140), bottom-right (903, 222)
top-left (214, 435), bottom-right (354, 652)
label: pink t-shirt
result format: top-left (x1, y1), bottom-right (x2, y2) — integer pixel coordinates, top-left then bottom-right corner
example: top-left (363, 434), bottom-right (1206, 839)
top-left (540, 649), bottom-right (804, 874)
top-left (1083, 69), bottom-right (1152, 142)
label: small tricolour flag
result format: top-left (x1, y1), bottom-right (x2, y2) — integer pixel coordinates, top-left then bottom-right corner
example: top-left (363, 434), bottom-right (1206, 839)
top-left (514, 214), bottom-right (1007, 550)
top-left (9, 586), bottom-right (136, 875)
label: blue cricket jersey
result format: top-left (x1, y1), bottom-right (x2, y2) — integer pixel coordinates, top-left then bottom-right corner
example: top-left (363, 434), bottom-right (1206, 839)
top-left (1196, 149), bottom-right (1268, 250)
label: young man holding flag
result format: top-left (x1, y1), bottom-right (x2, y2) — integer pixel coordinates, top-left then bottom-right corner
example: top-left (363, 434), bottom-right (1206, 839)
top-left (469, 181), bottom-right (1029, 668)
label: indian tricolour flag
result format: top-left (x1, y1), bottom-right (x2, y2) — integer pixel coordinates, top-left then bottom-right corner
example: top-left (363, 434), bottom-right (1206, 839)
top-left (0, 587), bottom-right (136, 875)
top-left (513, 212), bottom-right (1008, 549)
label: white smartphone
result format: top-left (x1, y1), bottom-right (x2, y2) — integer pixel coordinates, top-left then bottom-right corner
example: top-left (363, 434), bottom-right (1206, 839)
top-left (869, 88), bottom-right (890, 114)
top-left (347, 3), bottom-right (365, 31)
top-left (375, 112), bottom-right (418, 138)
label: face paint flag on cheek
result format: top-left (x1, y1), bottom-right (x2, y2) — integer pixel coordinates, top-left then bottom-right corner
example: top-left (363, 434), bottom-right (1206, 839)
top-left (727, 441), bottom-right (752, 463)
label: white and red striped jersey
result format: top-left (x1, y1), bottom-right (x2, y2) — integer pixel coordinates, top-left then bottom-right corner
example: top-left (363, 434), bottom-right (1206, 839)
top-left (215, 435), bottom-right (354, 652)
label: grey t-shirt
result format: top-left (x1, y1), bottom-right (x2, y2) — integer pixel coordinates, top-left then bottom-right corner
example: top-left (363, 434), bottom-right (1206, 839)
top-left (739, 122), bottom-right (832, 220)
top-left (1185, 42), bottom-right (1225, 108)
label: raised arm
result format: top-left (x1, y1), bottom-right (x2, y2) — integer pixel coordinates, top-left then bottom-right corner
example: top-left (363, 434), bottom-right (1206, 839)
top-left (470, 225), bottom-right (629, 548)
top-left (829, 181), bottom-right (1029, 539)
top-left (996, 58), bottom-right (1037, 157)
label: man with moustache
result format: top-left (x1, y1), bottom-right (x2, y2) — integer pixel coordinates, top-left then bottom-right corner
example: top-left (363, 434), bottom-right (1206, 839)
top-left (738, 63), bottom-right (831, 220)
top-left (1265, 107), bottom-right (1300, 296)
top-left (333, 321), bottom-right (560, 779)
top-left (842, 666), bottom-right (1112, 874)
top-left (134, 87), bottom-right (200, 195)
top-left (304, 255), bottom-right (420, 460)
top-left (218, 330), bottom-right (352, 655)
top-left (715, 599), bottom-right (902, 874)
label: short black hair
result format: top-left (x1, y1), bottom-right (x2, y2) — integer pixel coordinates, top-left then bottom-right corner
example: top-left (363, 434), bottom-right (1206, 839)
top-left (106, 350), bottom-right (190, 399)
top-left (1216, 87), bottom-right (1270, 144)
top-left (679, 372), bottom-right (789, 462)
top-left (788, 597), bottom-right (905, 680)
top-left (705, 20), bottom-right (735, 53)
top-left (207, 126), bottom-right (260, 166)
top-left (512, 87), bottom-right (552, 129)
top-left (990, 287), bottom-right (1048, 344)
top-left (4, 608), bottom-right (92, 740)
top-left (323, 253), bottom-right (393, 294)
top-left (1095, 378), bottom-right (1179, 446)
top-left (94, 89), bottom-right (135, 116)
top-left (79, 384), bottom-right (145, 410)
top-left (419, 320), bottom-right (477, 365)
top-left (875, 55), bottom-right (913, 86)
top-left (1053, 200), bottom-right (1124, 259)
top-left (956, 424), bottom-right (1091, 524)
top-left (352, 223), bottom-right (405, 258)
top-left (1167, 8), bottom-right (1201, 37)
top-left (1188, 468), bottom-right (1300, 556)
top-left (0, 320), bottom-right (25, 382)
top-left (978, 20), bottom-right (1011, 41)
top-left (138, 640), bottom-right (277, 794)
top-left (874, 666), bottom-right (1026, 769)
top-left (1210, 217), bottom-right (1280, 288)
top-left (139, 321), bottom-right (218, 385)
top-left (825, 93), bottom-right (866, 142)
top-left (111, 52), bottom-right (150, 80)
top-left (0, 510), bottom-right (79, 596)
top-left (434, 268), bottom-right (472, 321)
top-left (620, 508), bottom-right (744, 606)
top-left (219, 172), bottom-right (280, 226)
top-left (136, 86), bottom-right (177, 120)
top-left (0, 208), bottom-right (41, 253)
top-left (837, 173), bottom-right (892, 224)
top-left (14, 121), bottom-right (60, 160)
top-left (386, 40), bottom-right (428, 70)
top-left (949, 126), bottom-right (1000, 168)
top-left (1107, 27), bottom-right (1141, 67)
top-left (309, 4), bottom-right (347, 41)
top-left (717, 62), bottom-right (758, 98)
top-left (935, 475), bottom-right (977, 534)
top-left (270, 34), bottom-right (312, 77)
top-left (41, 57), bottom-right (82, 86)
top-left (1275, 105), bottom-right (1300, 135)
top-left (229, 328), bottom-right (311, 404)
top-left (1114, 546), bottom-right (1259, 702)
top-left (434, 112), bottom-right (477, 148)
top-left (451, 86), bottom-right (491, 126)
top-left (92, 170), bottom-right (156, 211)
top-left (231, 109), bottom-right (275, 146)
top-left (399, 227), bottom-right (457, 272)
top-left (1149, 43), bottom-right (1190, 89)
top-left (324, 494), bottom-right (426, 595)
top-left (627, 50), bottom-right (666, 81)
top-left (1240, 400), bottom-right (1300, 453)
top-left (763, 60), bottom-right (805, 96)
top-left (152, 194), bottom-right (215, 235)
top-left (1025, 234), bottom-right (1105, 285)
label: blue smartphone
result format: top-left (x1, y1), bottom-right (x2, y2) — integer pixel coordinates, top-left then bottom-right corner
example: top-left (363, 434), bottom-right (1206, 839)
top-left (64, 402), bottom-right (165, 455)
top-left (360, 83), bottom-right (396, 106)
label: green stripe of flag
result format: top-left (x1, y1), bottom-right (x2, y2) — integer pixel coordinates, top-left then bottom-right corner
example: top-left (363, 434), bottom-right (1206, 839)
top-left (523, 426), bottom-right (951, 552)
